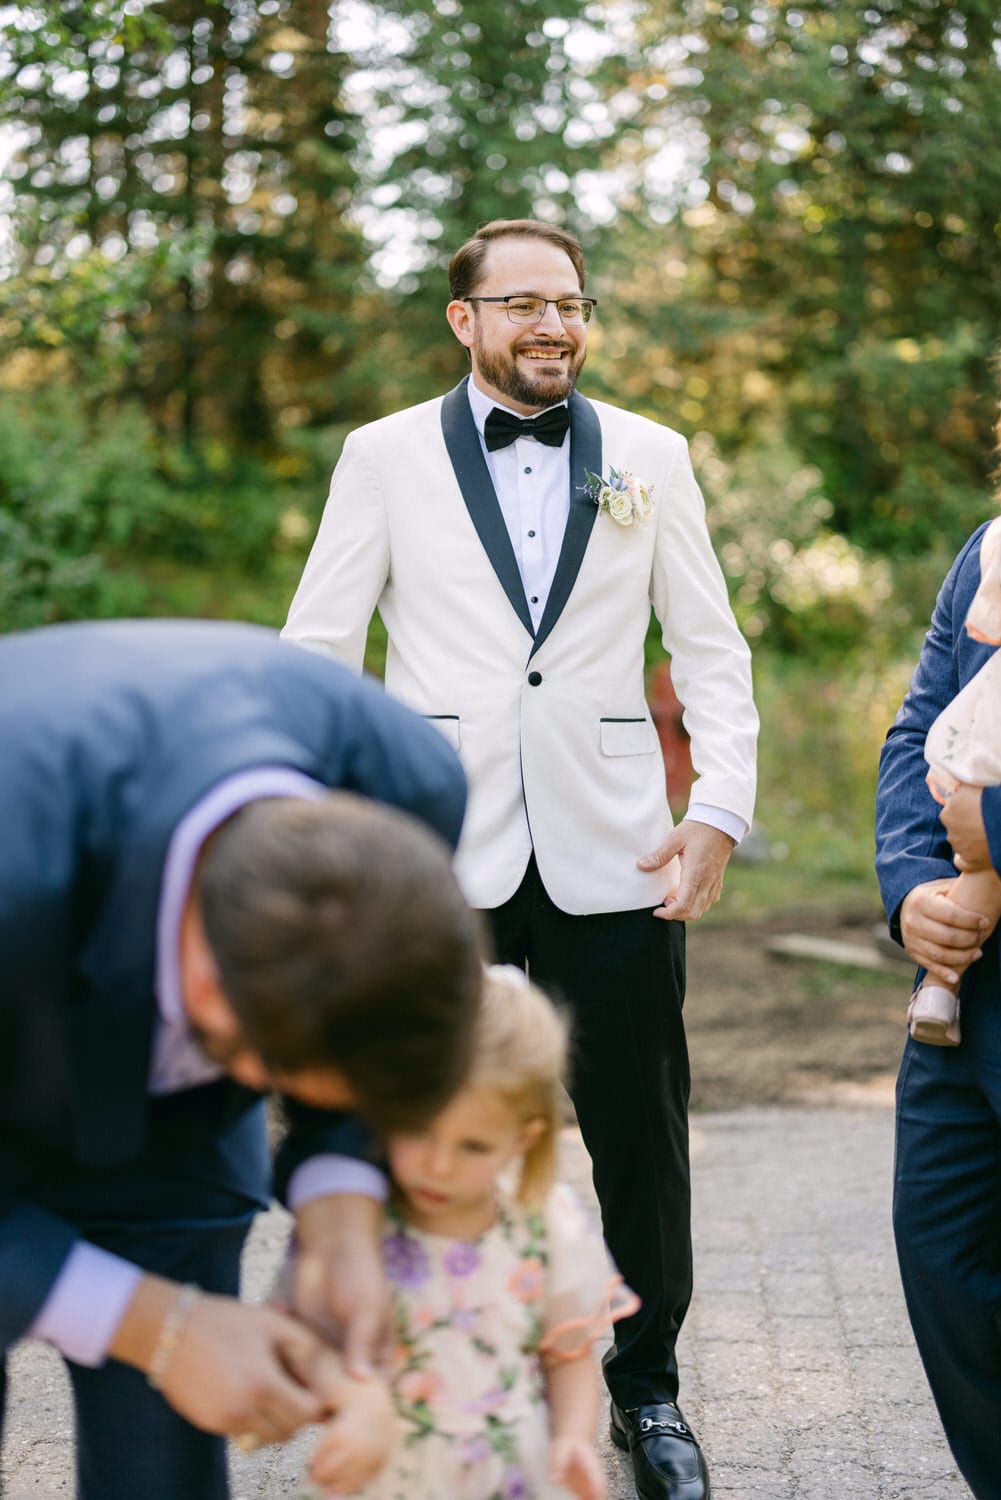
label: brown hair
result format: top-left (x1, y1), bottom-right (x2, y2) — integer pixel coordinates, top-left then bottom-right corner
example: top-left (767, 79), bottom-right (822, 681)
top-left (468, 965), bottom-right (570, 1206)
top-left (195, 792), bottom-right (484, 1134)
top-left (448, 219), bottom-right (586, 299)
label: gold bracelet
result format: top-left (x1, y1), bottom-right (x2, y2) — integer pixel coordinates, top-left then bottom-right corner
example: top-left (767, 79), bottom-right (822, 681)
top-left (147, 1283), bottom-right (200, 1391)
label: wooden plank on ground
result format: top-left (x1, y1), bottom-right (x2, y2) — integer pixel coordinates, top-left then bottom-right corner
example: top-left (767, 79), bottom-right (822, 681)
top-left (765, 933), bottom-right (907, 974)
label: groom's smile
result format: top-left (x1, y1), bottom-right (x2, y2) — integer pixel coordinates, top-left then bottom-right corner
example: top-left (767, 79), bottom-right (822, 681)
top-left (447, 235), bottom-right (588, 415)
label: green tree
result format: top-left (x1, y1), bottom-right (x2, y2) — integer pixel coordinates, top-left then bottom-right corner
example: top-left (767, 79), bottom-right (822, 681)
top-left (0, 0), bottom-right (375, 448)
top-left (616, 0), bottom-right (1001, 557)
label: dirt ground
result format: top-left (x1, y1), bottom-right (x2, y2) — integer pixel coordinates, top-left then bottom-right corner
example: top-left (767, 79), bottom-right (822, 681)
top-left (684, 907), bottom-right (914, 1113)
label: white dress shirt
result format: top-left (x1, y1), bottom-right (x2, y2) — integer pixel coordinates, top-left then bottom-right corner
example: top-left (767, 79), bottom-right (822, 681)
top-left (29, 768), bottom-right (386, 1367)
top-left (467, 377), bottom-right (746, 846)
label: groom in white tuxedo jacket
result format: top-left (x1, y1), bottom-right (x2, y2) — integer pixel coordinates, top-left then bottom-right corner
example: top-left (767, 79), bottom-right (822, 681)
top-left (284, 219), bottom-right (757, 1500)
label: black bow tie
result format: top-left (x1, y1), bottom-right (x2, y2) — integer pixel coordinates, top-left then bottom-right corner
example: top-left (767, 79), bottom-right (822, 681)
top-left (484, 404), bottom-right (570, 452)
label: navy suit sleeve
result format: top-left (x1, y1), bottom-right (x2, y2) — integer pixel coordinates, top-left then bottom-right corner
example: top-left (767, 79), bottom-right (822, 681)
top-left (875, 529), bottom-right (987, 938)
top-left (272, 1103), bottom-right (384, 1205)
top-left (0, 725), bottom-right (93, 1343)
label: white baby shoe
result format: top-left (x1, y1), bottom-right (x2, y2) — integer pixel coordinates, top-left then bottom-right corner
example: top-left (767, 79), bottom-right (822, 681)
top-left (907, 983), bottom-right (961, 1047)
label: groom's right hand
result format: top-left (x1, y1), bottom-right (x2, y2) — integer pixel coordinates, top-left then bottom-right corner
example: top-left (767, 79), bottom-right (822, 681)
top-left (899, 877), bottom-right (988, 986)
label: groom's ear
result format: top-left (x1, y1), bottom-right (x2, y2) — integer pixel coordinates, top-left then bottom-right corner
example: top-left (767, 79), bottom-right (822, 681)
top-left (446, 298), bottom-right (475, 349)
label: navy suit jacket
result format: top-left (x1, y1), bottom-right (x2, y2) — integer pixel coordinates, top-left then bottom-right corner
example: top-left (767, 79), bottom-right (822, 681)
top-left (0, 619), bottom-right (467, 1349)
top-left (876, 522), bottom-right (1001, 940)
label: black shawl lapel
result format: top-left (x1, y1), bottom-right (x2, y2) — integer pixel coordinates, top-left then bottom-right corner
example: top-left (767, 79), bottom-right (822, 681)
top-left (440, 379), bottom-right (535, 640)
top-left (530, 389), bottom-right (602, 658)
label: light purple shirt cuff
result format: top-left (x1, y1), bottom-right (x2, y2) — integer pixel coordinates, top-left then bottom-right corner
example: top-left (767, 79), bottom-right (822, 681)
top-left (685, 802), bottom-right (748, 846)
top-left (28, 1243), bottom-right (144, 1368)
top-left (286, 1155), bottom-right (388, 1211)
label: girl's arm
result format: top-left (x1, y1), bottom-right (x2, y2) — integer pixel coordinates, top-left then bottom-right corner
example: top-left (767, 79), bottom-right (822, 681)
top-left (306, 1352), bottom-right (397, 1494)
top-left (545, 1355), bottom-right (606, 1500)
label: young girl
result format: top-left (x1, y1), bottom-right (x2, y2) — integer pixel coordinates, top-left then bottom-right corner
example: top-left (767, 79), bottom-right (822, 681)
top-left (301, 965), bottom-right (637, 1499)
top-left (909, 514), bottom-right (1001, 1045)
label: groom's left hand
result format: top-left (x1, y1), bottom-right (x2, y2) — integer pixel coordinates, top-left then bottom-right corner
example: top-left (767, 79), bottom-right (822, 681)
top-left (639, 820), bottom-right (736, 921)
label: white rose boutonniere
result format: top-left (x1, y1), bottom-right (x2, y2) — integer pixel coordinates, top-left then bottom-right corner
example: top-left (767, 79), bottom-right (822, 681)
top-left (585, 467), bottom-right (654, 527)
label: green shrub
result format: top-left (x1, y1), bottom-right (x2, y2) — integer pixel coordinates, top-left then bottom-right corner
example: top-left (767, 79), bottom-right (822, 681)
top-left (0, 390), bottom-right (166, 628)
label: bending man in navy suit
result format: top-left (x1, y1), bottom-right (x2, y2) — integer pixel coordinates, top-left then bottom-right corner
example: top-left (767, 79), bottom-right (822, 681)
top-left (0, 619), bottom-right (482, 1500)
top-left (876, 522), bottom-right (1001, 1500)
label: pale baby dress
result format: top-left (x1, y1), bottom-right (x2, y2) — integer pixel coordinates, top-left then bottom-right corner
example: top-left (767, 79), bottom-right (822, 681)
top-left (358, 1181), bottom-right (636, 1500)
top-left (925, 515), bottom-right (1001, 802)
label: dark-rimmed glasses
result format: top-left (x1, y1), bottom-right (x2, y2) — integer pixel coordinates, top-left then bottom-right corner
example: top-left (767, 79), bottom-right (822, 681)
top-left (464, 295), bottom-right (597, 326)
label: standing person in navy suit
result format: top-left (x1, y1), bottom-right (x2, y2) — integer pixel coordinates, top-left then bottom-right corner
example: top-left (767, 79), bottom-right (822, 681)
top-left (876, 518), bottom-right (1001, 1500)
top-left (0, 619), bottom-right (482, 1500)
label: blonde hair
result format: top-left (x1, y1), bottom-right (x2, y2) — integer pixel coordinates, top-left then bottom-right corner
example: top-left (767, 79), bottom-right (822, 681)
top-left (468, 965), bottom-right (569, 1206)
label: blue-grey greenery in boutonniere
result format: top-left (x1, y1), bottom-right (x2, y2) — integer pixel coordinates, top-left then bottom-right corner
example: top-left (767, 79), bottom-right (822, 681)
top-left (585, 467), bottom-right (653, 526)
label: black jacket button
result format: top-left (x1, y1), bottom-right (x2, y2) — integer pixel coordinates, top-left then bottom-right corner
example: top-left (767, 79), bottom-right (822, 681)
top-left (528, 671), bottom-right (543, 686)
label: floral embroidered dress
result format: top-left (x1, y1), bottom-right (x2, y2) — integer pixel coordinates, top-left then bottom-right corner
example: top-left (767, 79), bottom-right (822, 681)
top-left (358, 1182), bottom-right (630, 1500)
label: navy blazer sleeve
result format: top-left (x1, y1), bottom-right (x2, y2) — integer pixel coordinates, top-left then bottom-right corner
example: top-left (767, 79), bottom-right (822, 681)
top-left (0, 724), bottom-right (97, 1341)
top-left (875, 524), bottom-right (995, 938)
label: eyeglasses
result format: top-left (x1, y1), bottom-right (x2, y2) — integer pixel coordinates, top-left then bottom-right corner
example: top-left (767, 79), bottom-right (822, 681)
top-left (464, 295), bottom-right (597, 326)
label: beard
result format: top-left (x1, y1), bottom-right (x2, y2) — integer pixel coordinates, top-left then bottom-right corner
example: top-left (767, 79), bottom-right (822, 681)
top-left (473, 325), bottom-right (585, 410)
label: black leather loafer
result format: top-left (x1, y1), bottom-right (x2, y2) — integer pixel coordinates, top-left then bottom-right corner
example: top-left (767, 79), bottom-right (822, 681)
top-left (609, 1401), bottom-right (710, 1500)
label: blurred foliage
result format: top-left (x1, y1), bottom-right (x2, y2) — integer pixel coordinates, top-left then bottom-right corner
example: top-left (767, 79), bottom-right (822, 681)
top-left (0, 385), bottom-right (317, 628)
top-left (0, 388), bottom-right (163, 626)
top-left (0, 0), bottom-right (377, 446)
top-left (600, 0), bottom-right (1000, 623)
top-left (701, 646), bottom-right (917, 922)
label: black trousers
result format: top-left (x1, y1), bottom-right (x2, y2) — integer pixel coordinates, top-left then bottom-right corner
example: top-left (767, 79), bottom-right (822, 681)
top-left (487, 855), bottom-right (691, 1408)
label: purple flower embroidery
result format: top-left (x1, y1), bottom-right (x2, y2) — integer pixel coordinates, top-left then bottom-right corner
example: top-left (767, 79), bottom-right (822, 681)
top-left (444, 1240), bottom-right (482, 1277)
top-left (502, 1468), bottom-right (529, 1499)
top-left (383, 1231), bottom-right (430, 1289)
top-left (462, 1385), bottom-right (508, 1416)
top-left (460, 1434), bottom-right (490, 1465)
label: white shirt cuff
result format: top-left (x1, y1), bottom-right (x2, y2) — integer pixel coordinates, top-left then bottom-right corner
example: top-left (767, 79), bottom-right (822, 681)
top-left (685, 802), bottom-right (748, 846)
top-left (286, 1155), bottom-right (388, 1211)
top-left (28, 1243), bottom-right (144, 1368)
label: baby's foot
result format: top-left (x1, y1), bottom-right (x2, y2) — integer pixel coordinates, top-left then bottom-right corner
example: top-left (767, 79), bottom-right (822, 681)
top-left (907, 983), bottom-right (961, 1046)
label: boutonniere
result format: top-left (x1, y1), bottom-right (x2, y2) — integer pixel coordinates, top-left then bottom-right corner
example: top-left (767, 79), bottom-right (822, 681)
top-left (585, 467), bottom-right (654, 526)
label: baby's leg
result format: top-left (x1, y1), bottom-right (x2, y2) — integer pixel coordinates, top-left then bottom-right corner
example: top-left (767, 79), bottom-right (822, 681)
top-left (908, 869), bottom-right (1001, 1046)
top-left (950, 868), bottom-right (1001, 941)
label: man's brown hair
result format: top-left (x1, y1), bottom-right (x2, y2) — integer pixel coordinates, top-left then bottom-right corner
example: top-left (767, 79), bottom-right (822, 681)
top-left (448, 219), bottom-right (586, 299)
top-left (196, 792), bottom-right (483, 1134)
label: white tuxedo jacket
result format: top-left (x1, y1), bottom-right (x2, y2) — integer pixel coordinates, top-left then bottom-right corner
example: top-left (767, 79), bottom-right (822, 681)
top-left (284, 380), bottom-right (758, 914)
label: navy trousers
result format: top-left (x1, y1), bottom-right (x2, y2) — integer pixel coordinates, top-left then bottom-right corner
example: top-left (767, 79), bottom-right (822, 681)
top-left (487, 854), bottom-right (691, 1409)
top-left (1, 1090), bottom-right (269, 1500)
top-left (894, 944), bottom-right (1001, 1500)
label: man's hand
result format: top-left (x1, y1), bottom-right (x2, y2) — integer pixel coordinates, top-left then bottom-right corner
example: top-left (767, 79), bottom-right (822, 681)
top-left (293, 1193), bottom-right (393, 1377)
top-left (940, 783), bottom-right (992, 873)
top-left (110, 1277), bottom-right (327, 1444)
top-left (899, 877), bottom-right (988, 986)
top-left (638, 820), bottom-right (736, 921)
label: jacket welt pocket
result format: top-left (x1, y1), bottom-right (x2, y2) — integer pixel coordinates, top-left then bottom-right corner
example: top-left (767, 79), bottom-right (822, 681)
top-left (599, 717), bottom-right (657, 756)
top-left (424, 714), bottom-right (461, 751)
